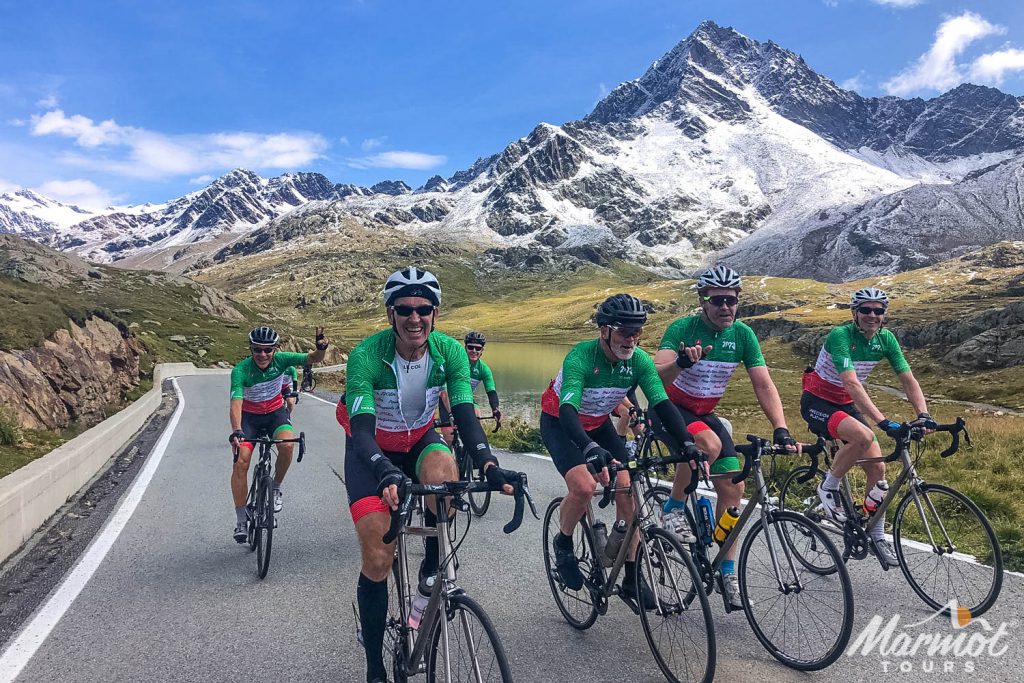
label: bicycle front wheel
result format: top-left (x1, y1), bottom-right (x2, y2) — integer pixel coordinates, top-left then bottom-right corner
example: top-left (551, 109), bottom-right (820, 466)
top-left (740, 510), bottom-right (853, 671)
top-left (463, 445), bottom-right (491, 517)
top-left (777, 465), bottom-right (841, 575)
top-left (255, 475), bottom-right (275, 579)
top-left (541, 497), bottom-right (600, 629)
top-left (893, 482), bottom-right (1003, 617)
top-left (637, 527), bottom-right (716, 683)
top-left (425, 593), bottom-right (512, 682)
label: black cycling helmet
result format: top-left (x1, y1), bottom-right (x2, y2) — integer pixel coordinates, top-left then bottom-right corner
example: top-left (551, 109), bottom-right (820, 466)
top-left (465, 331), bottom-right (486, 346)
top-left (383, 266), bottom-right (442, 307)
top-left (595, 294), bottom-right (648, 327)
top-left (249, 326), bottom-right (280, 346)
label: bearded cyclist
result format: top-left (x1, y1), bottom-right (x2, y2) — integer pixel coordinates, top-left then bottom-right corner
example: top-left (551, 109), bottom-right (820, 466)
top-left (801, 287), bottom-right (934, 568)
top-left (337, 267), bottom-right (520, 683)
top-left (541, 294), bottom-right (703, 610)
top-left (228, 326), bottom-right (327, 542)
top-left (652, 265), bottom-right (796, 608)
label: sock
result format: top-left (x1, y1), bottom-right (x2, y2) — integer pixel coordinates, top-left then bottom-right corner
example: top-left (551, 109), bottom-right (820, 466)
top-left (420, 509), bottom-right (439, 578)
top-left (234, 506), bottom-right (247, 525)
top-left (662, 497), bottom-right (686, 514)
top-left (357, 573), bottom-right (388, 682)
top-left (868, 523), bottom-right (886, 542)
top-left (720, 559), bottom-right (736, 576)
top-left (272, 481), bottom-right (282, 492)
top-left (555, 531), bottom-right (574, 549)
top-left (624, 560), bottom-right (636, 583)
top-left (823, 472), bottom-right (841, 490)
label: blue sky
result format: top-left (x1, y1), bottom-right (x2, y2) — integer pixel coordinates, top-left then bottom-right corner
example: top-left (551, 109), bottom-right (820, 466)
top-left (1, 0), bottom-right (1023, 208)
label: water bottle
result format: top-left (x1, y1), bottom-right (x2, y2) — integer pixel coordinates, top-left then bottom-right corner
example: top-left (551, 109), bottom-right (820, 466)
top-left (696, 497), bottom-right (715, 546)
top-left (591, 520), bottom-right (609, 566)
top-left (863, 480), bottom-right (889, 515)
top-left (713, 506), bottom-right (741, 545)
top-left (604, 519), bottom-right (628, 566)
top-left (408, 575), bottom-right (434, 629)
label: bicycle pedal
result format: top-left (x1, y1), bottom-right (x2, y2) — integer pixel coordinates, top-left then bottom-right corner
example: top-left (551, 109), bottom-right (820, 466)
top-left (617, 591), bottom-right (641, 616)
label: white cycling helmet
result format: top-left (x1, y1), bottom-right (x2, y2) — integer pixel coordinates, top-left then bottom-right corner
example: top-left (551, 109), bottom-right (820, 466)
top-left (696, 265), bottom-right (742, 291)
top-left (850, 287), bottom-right (889, 309)
top-left (383, 266), bottom-right (442, 307)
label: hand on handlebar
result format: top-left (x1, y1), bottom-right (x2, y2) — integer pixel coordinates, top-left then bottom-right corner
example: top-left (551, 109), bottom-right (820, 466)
top-left (583, 444), bottom-right (612, 486)
top-left (773, 426), bottom-right (798, 452)
top-left (483, 463), bottom-right (517, 495)
top-left (877, 418), bottom-right (903, 440)
top-left (372, 455), bottom-right (404, 510)
top-left (913, 412), bottom-right (938, 433)
top-left (229, 429), bottom-right (246, 446)
top-left (492, 409), bottom-right (502, 430)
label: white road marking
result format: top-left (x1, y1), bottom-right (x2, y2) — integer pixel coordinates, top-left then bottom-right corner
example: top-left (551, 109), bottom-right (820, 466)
top-left (302, 392), bottom-right (337, 406)
top-left (0, 378), bottom-right (186, 683)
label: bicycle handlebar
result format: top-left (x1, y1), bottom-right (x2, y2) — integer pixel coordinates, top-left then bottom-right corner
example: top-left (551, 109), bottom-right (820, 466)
top-left (231, 432), bottom-right (306, 463)
top-left (381, 471), bottom-right (538, 544)
top-left (432, 415), bottom-right (500, 433)
top-left (885, 417), bottom-right (969, 461)
top-left (733, 435), bottom-right (826, 484)
top-left (597, 445), bottom-right (709, 508)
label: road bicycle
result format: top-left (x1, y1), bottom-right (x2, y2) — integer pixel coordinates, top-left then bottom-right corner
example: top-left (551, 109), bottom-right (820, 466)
top-left (633, 411), bottom-right (854, 671)
top-left (233, 432), bottom-right (305, 579)
top-left (542, 440), bottom-right (716, 683)
top-left (357, 471), bottom-right (537, 682)
top-left (778, 417), bottom-right (1003, 616)
top-left (300, 366), bottom-right (316, 392)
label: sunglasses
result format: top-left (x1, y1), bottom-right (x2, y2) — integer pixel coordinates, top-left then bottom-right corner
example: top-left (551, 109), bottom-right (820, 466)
top-left (465, 345), bottom-right (483, 351)
top-left (250, 346), bottom-right (276, 355)
top-left (857, 306), bottom-right (887, 316)
top-left (610, 325), bottom-right (643, 339)
top-left (392, 304), bottom-right (436, 317)
top-left (703, 295), bottom-right (739, 307)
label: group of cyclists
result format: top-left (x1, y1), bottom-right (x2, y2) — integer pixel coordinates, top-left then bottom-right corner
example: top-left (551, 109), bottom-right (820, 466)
top-left (227, 263), bottom-right (936, 683)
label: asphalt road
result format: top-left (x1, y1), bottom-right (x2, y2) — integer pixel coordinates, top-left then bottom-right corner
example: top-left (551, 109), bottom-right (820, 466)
top-left (2, 374), bottom-right (1021, 682)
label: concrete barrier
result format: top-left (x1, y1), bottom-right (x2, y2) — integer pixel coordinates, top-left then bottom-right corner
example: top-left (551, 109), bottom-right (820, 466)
top-left (0, 363), bottom-right (229, 565)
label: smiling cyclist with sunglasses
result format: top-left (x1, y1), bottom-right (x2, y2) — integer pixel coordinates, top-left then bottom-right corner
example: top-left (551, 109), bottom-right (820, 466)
top-left (800, 287), bottom-right (934, 568)
top-left (652, 265), bottom-right (797, 608)
top-left (228, 325), bottom-right (328, 542)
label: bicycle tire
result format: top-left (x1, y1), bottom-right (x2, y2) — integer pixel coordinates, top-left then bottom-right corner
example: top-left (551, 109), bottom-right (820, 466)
top-left (893, 482), bottom-right (1003, 617)
top-left (256, 474), bottom-right (275, 579)
top-left (459, 441), bottom-right (491, 517)
top-left (425, 592), bottom-right (513, 682)
top-left (640, 483), bottom-right (671, 524)
top-left (541, 497), bottom-right (599, 630)
top-left (739, 510), bottom-right (853, 671)
top-left (777, 466), bottom-right (841, 575)
top-left (636, 527), bottom-right (716, 683)
top-left (387, 558), bottom-right (412, 683)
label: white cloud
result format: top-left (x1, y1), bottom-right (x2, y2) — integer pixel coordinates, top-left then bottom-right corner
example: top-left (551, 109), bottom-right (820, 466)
top-left (348, 151), bottom-right (447, 170)
top-left (34, 179), bottom-right (118, 210)
top-left (338, 136), bottom-right (350, 146)
top-left (36, 94), bottom-right (59, 108)
top-left (840, 72), bottom-right (867, 92)
top-left (883, 12), bottom-right (1004, 95)
top-left (29, 109), bottom-right (328, 179)
top-left (970, 48), bottom-right (1024, 84)
top-left (0, 178), bottom-right (21, 194)
top-left (871, 0), bottom-right (924, 7)
top-left (189, 174), bottom-right (215, 185)
top-left (361, 136), bottom-right (387, 151)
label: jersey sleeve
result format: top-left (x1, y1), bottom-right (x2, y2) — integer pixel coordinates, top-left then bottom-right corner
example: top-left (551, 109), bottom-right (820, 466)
top-left (884, 331), bottom-right (912, 375)
top-left (443, 341), bottom-right (476, 407)
top-left (635, 351), bottom-right (669, 404)
top-left (557, 347), bottom-right (587, 411)
top-left (480, 361), bottom-right (496, 392)
top-left (740, 324), bottom-right (766, 369)
top-left (825, 327), bottom-right (854, 375)
top-left (230, 363), bottom-right (246, 400)
top-left (658, 319), bottom-right (684, 351)
top-left (277, 351), bottom-right (309, 367)
top-left (344, 344), bottom-right (377, 418)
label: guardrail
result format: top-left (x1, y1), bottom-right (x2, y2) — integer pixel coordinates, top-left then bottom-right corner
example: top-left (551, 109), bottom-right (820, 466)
top-left (0, 363), bottom-right (229, 565)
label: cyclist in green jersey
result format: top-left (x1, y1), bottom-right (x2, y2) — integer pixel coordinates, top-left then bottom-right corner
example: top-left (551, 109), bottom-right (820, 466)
top-left (652, 266), bottom-right (796, 607)
top-left (339, 267), bottom-right (520, 683)
top-left (228, 326), bottom-right (328, 542)
top-left (439, 330), bottom-right (502, 446)
top-left (282, 366), bottom-right (299, 414)
top-left (801, 287), bottom-right (935, 567)
top-left (541, 294), bottom-right (702, 608)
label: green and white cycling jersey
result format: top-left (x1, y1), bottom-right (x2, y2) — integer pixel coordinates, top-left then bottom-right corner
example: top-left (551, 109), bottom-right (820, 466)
top-left (230, 352), bottom-right (309, 414)
top-left (804, 322), bottom-right (911, 404)
top-left (469, 358), bottom-right (496, 393)
top-left (338, 329), bottom-right (475, 452)
top-left (541, 339), bottom-right (668, 430)
top-left (658, 315), bottom-right (765, 415)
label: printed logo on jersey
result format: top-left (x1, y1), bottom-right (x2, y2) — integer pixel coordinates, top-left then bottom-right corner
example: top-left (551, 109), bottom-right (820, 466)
top-left (720, 340), bottom-right (737, 351)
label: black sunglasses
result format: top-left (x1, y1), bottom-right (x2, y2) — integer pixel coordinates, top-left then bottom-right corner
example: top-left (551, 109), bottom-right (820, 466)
top-left (703, 295), bottom-right (739, 307)
top-left (610, 325), bottom-right (644, 339)
top-left (250, 346), bottom-right (276, 354)
top-left (465, 344), bottom-right (483, 351)
top-left (392, 304), bottom-right (435, 317)
top-left (857, 306), bottom-right (886, 316)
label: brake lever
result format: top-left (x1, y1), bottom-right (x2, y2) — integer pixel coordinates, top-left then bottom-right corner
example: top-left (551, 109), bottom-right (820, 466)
top-left (521, 479), bottom-right (539, 520)
top-left (503, 478), bottom-right (525, 534)
top-left (382, 479), bottom-right (413, 544)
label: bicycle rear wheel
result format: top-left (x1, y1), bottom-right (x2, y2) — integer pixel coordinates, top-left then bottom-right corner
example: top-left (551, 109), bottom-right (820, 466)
top-left (425, 593), bottom-right (512, 682)
top-left (541, 497), bottom-right (600, 629)
top-left (640, 483), bottom-right (671, 524)
top-left (255, 474), bottom-right (275, 579)
top-left (461, 442), bottom-right (491, 517)
top-left (637, 527), bottom-right (716, 683)
top-left (893, 482), bottom-right (1003, 617)
top-left (740, 510), bottom-right (853, 671)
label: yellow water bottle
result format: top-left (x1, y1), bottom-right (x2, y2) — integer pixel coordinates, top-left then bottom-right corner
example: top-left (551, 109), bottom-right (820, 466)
top-left (713, 506), bottom-right (741, 545)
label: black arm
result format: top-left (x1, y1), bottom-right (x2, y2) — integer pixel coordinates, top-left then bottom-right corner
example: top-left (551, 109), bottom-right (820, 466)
top-left (452, 402), bottom-right (496, 470)
top-left (486, 390), bottom-right (500, 413)
top-left (350, 413), bottom-right (384, 466)
top-left (558, 403), bottom-right (593, 451)
top-left (651, 399), bottom-right (695, 448)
